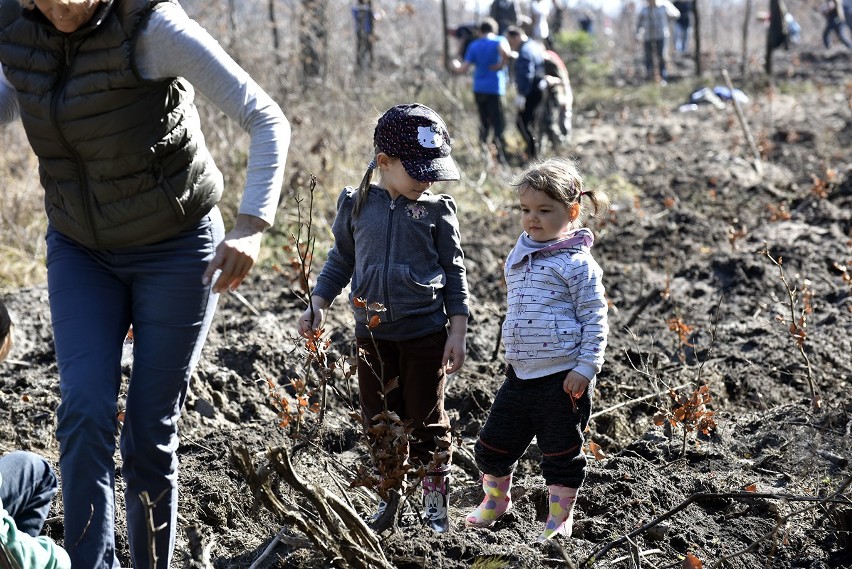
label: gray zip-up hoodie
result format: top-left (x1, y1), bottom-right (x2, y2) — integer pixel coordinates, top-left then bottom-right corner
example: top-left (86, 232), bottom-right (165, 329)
top-left (313, 185), bottom-right (469, 340)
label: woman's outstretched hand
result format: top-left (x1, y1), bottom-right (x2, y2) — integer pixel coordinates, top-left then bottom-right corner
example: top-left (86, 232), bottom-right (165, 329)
top-left (202, 214), bottom-right (268, 294)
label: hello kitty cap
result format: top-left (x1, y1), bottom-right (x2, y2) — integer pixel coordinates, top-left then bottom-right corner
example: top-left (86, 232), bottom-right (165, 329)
top-left (374, 103), bottom-right (460, 182)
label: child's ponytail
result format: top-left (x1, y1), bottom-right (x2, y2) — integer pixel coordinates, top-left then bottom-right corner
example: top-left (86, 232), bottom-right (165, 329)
top-left (353, 157), bottom-right (376, 217)
top-left (581, 187), bottom-right (611, 221)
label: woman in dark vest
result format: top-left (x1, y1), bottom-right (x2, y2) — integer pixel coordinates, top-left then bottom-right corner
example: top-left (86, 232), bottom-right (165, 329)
top-left (0, 0), bottom-right (291, 566)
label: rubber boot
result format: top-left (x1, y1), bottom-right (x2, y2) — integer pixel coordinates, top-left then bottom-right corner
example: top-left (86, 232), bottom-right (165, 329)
top-left (538, 485), bottom-right (578, 541)
top-left (465, 473), bottom-right (512, 528)
top-left (422, 472), bottom-right (451, 533)
top-left (367, 489), bottom-right (399, 533)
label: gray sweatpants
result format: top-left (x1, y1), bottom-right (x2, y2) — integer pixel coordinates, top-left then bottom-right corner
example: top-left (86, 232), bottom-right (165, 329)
top-left (474, 366), bottom-right (591, 487)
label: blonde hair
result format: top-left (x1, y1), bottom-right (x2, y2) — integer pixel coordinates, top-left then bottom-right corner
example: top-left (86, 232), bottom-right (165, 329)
top-left (0, 300), bottom-right (13, 363)
top-left (512, 157), bottom-right (610, 225)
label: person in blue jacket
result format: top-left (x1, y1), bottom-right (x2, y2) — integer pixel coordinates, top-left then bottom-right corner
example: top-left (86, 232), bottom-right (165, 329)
top-left (451, 18), bottom-right (513, 165)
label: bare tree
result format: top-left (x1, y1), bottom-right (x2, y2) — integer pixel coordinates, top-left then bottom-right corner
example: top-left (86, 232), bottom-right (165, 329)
top-left (268, 0), bottom-right (281, 67)
top-left (693, 0), bottom-right (703, 75)
top-left (301, 0), bottom-right (328, 81)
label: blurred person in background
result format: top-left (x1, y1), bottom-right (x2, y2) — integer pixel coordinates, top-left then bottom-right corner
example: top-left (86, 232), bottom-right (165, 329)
top-left (845, 0), bottom-right (852, 36)
top-left (0, 299), bottom-right (70, 569)
top-left (819, 0), bottom-right (852, 49)
top-left (672, 0), bottom-right (692, 54)
top-left (0, 0), bottom-right (290, 567)
top-left (490, 0), bottom-right (519, 35)
top-left (352, 0), bottom-right (381, 69)
top-left (506, 25), bottom-right (545, 161)
top-left (635, 0), bottom-right (680, 83)
top-left (452, 18), bottom-right (513, 165)
top-left (448, 21), bottom-right (478, 60)
top-left (530, 0), bottom-right (554, 49)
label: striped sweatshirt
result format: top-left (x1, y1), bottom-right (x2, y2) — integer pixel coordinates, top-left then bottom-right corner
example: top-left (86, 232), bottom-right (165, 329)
top-left (502, 228), bottom-right (608, 381)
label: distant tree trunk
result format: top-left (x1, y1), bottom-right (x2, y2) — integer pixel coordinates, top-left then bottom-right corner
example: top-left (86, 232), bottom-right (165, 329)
top-left (441, 0), bottom-right (450, 71)
top-left (268, 0), bottom-right (281, 67)
top-left (225, 0), bottom-right (237, 52)
top-left (741, 0), bottom-right (753, 76)
top-left (693, 0), bottom-right (703, 75)
top-left (301, 0), bottom-right (327, 80)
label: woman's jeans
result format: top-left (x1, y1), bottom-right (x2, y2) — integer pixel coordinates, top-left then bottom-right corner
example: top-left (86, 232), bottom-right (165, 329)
top-left (0, 451), bottom-right (58, 537)
top-left (47, 208), bottom-right (223, 569)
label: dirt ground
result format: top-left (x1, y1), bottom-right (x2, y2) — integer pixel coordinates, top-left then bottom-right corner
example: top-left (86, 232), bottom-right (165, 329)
top-left (2, 46), bottom-right (852, 568)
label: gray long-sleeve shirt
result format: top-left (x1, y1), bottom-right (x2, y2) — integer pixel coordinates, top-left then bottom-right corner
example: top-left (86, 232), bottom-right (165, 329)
top-left (0, 2), bottom-right (289, 225)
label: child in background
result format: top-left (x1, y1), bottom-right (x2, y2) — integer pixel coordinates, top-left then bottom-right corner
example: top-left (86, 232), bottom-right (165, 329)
top-left (466, 157), bottom-right (609, 540)
top-left (0, 298), bottom-right (71, 568)
top-left (297, 104), bottom-right (469, 533)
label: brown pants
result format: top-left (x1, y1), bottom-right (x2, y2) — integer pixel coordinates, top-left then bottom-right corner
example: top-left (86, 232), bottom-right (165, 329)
top-left (356, 329), bottom-right (452, 467)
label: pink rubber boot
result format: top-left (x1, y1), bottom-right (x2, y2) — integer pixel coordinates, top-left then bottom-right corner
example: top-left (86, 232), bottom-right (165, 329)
top-left (538, 485), bottom-right (578, 541)
top-left (465, 473), bottom-right (512, 527)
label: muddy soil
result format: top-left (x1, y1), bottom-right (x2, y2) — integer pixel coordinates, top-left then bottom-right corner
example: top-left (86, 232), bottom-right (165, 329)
top-left (2, 47), bottom-right (851, 568)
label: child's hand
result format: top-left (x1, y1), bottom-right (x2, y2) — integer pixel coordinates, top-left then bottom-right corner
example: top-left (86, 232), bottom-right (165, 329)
top-left (563, 370), bottom-right (590, 400)
top-left (297, 297), bottom-right (328, 338)
top-left (443, 315), bottom-right (468, 374)
top-left (442, 333), bottom-right (466, 374)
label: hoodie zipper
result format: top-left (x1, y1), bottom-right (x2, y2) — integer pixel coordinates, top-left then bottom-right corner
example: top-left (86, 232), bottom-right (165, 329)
top-left (382, 198), bottom-right (398, 321)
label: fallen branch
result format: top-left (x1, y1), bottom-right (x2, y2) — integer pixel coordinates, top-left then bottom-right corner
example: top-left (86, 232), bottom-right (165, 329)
top-left (582, 485), bottom-right (852, 567)
top-left (247, 526), bottom-right (310, 569)
top-left (231, 444), bottom-right (393, 569)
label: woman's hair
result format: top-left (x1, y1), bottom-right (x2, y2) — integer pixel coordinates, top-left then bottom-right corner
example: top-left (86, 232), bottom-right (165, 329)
top-left (0, 299), bottom-right (13, 363)
top-left (512, 157), bottom-right (610, 223)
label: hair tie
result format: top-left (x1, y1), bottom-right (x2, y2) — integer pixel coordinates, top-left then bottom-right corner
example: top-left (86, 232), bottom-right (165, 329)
top-left (367, 158), bottom-right (377, 170)
top-left (579, 191), bottom-right (589, 198)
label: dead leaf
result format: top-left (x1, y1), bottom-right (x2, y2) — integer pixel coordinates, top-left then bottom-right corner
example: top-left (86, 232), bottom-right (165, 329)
top-left (588, 440), bottom-right (606, 460)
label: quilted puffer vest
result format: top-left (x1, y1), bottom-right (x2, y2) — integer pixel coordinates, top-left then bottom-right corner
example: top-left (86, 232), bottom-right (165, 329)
top-left (0, 0), bottom-right (222, 249)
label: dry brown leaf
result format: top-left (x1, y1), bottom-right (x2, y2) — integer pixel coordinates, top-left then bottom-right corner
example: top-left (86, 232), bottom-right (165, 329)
top-left (588, 440), bottom-right (607, 460)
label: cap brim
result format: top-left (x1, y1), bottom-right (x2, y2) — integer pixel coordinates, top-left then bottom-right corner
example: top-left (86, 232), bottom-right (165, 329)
top-left (401, 155), bottom-right (460, 182)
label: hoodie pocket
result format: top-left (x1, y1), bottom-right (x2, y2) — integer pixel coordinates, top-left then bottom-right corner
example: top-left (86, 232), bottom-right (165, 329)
top-left (389, 264), bottom-right (444, 308)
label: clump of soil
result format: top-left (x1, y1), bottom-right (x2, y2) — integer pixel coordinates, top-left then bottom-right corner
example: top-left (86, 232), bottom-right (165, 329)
top-left (1, 47), bottom-right (851, 568)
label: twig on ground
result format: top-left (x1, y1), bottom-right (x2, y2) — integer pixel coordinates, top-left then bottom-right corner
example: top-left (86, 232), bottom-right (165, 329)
top-left (590, 382), bottom-right (692, 420)
top-left (708, 476), bottom-right (852, 568)
top-left (247, 526), bottom-right (306, 569)
top-left (228, 289), bottom-right (261, 317)
top-left (582, 483), bottom-right (852, 568)
top-left (624, 288), bottom-right (665, 330)
top-left (605, 548), bottom-right (663, 567)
